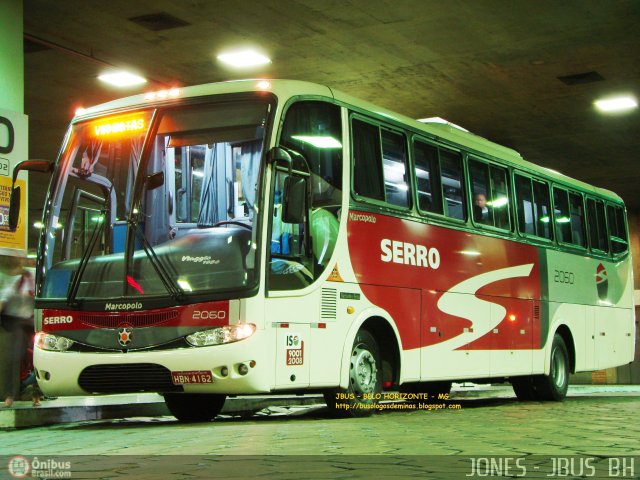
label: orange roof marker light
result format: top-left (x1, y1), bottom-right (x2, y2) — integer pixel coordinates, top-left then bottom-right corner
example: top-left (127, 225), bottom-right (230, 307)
top-left (256, 80), bottom-right (271, 90)
top-left (145, 88), bottom-right (181, 101)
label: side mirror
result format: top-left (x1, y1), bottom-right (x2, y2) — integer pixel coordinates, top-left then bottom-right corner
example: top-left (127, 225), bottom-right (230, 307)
top-left (268, 147), bottom-right (293, 173)
top-left (283, 176), bottom-right (306, 224)
top-left (146, 171), bottom-right (164, 191)
top-left (8, 160), bottom-right (53, 232)
top-left (8, 186), bottom-right (21, 231)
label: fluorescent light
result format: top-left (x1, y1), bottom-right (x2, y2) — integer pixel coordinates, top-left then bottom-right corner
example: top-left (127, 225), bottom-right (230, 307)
top-left (594, 96), bottom-right (637, 113)
top-left (291, 135), bottom-right (342, 149)
top-left (98, 71), bottom-right (147, 87)
top-left (217, 49), bottom-right (271, 68)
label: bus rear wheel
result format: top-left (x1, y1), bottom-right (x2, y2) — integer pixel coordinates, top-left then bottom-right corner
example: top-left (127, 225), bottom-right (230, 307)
top-left (534, 334), bottom-right (570, 401)
top-left (511, 377), bottom-right (538, 401)
top-left (324, 329), bottom-right (382, 417)
top-left (164, 393), bottom-right (226, 422)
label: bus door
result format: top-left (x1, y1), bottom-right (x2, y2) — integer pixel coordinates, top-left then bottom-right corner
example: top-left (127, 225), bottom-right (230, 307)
top-left (267, 169), bottom-right (313, 389)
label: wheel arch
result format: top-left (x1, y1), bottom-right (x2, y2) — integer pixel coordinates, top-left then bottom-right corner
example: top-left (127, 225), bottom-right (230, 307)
top-left (338, 310), bottom-right (402, 389)
top-left (551, 324), bottom-right (576, 374)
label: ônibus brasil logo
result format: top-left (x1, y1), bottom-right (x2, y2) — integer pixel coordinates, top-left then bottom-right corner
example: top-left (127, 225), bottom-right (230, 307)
top-left (596, 263), bottom-right (608, 301)
top-left (7, 456), bottom-right (30, 478)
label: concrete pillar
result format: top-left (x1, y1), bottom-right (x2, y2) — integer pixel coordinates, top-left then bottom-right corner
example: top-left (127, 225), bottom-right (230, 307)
top-left (0, 0), bottom-right (27, 402)
top-left (0, 0), bottom-right (23, 113)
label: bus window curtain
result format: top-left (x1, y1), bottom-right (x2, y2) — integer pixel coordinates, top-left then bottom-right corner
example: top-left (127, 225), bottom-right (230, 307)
top-left (240, 140), bottom-right (261, 217)
top-left (79, 140), bottom-right (103, 176)
top-left (126, 136), bottom-right (143, 210)
top-left (198, 144), bottom-right (220, 226)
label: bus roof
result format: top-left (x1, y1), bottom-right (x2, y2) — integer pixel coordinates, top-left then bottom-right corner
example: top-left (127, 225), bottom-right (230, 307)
top-left (78, 78), bottom-right (622, 204)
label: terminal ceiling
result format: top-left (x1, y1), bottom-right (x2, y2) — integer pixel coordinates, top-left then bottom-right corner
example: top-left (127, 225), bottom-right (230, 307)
top-left (23, 0), bottom-right (640, 210)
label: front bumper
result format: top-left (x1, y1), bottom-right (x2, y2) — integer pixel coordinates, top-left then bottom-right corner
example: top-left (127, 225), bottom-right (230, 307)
top-left (34, 330), bottom-right (273, 396)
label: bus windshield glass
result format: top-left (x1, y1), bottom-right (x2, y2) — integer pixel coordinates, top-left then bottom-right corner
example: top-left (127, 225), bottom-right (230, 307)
top-left (41, 100), bottom-right (270, 303)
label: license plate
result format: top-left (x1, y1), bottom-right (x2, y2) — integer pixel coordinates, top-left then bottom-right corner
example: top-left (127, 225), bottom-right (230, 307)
top-left (171, 370), bottom-right (214, 385)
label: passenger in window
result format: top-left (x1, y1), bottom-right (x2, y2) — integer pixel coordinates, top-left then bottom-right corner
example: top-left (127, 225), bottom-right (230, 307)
top-left (473, 193), bottom-right (491, 224)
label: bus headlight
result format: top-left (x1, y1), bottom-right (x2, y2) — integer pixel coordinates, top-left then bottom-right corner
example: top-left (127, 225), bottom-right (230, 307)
top-left (35, 332), bottom-right (75, 352)
top-left (186, 323), bottom-right (256, 347)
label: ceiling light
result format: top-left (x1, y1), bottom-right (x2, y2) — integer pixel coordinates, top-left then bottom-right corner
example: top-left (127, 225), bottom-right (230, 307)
top-left (217, 49), bottom-right (271, 68)
top-left (98, 71), bottom-right (147, 87)
top-left (594, 96), bottom-right (637, 113)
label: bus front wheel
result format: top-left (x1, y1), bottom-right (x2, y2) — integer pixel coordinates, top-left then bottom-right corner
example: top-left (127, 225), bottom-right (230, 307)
top-left (534, 334), bottom-right (570, 401)
top-left (324, 329), bottom-right (382, 417)
top-left (164, 393), bottom-right (226, 422)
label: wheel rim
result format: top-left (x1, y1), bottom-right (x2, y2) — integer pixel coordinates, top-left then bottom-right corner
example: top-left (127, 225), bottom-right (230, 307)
top-left (551, 347), bottom-right (567, 389)
top-left (350, 345), bottom-right (378, 394)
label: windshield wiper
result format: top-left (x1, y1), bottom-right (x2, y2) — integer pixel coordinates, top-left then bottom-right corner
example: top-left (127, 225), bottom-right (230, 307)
top-left (132, 225), bottom-right (186, 301)
top-left (66, 209), bottom-right (107, 306)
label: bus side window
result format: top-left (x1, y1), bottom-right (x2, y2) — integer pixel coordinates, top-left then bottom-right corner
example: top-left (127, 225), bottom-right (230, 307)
top-left (568, 191), bottom-right (586, 247)
top-left (352, 119), bottom-right (384, 201)
top-left (552, 187), bottom-right (572, 243)
top-left (381, 129), bottom-right (410, 208)
top-left (490, 165), bottom-right (510, 230)
top-left (587, 197), bottom-right (608, 253)
top-left (532, 180), bottom-right (552, 240)
top-left (469, 159), bottom-right (492, 225)
top-left (413, 140), bottom-right (442, 214)
top-left (468, 159), bottom-right (510, 230)
top-left (607, 204), bottom-right (628, 255)
top-left (440, 149), bottom-right (465, 220)
top-left (515, 174), bottom-right (535, 235)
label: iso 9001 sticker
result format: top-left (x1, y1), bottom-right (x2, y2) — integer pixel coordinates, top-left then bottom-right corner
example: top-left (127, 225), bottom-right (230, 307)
top-left (171, 370), bottom-right (214, 385)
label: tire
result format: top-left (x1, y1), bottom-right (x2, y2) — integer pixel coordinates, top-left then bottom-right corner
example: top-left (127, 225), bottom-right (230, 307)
top-left (400, 381), bottom-right (452, 402)
top-left (324, 329), bottom-right (382, 417)
top-left (511, 376), bottom-right (538, 401)
top-left (534, 334), bottom-right (570, 401)
top-left (164, 393), bottom-right (226, 422)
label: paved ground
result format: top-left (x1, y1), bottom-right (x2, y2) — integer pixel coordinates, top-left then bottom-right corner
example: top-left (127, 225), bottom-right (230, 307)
top-left (0, 387), bottom-right (638, 479)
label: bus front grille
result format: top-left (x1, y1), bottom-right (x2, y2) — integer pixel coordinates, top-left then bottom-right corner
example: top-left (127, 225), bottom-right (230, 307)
top-left (78, 310), bottom-right (179, 329)
top-left (78, 363), bottom-right (183, 394)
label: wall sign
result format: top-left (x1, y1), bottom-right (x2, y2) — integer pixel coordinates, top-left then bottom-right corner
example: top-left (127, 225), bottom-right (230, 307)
top-left (0, 107), bottom-right (28, 254)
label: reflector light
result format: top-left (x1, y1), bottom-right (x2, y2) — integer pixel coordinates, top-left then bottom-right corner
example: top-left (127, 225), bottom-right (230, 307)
top-left (508, 314), bottom-right (517, 322)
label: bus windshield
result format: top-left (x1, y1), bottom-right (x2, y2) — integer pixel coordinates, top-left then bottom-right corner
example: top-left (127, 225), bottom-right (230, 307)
top-left (40, 100), bottom-right (270, 303)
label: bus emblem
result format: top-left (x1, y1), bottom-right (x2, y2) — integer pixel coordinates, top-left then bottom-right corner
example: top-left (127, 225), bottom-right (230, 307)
top-left (118, 328), bottom-right (133, 347)
top-left (596, 263), bottom-right (608, 301)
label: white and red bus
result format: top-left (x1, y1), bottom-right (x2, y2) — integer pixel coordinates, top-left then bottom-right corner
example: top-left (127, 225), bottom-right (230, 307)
top-left (16, 79), bottom-right (635, 421)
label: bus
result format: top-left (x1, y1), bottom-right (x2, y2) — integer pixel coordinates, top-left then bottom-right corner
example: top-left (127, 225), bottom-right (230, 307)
top-left (14, 79), bottom-right (635, 421)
